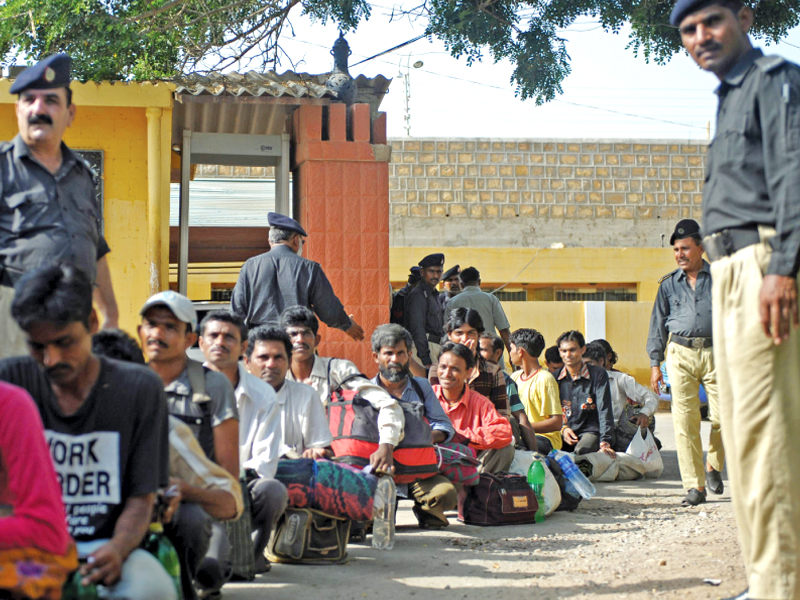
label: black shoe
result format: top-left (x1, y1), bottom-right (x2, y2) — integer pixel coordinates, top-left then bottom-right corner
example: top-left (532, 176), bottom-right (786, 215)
top-left (706, 468), bottom-right (724, 495)
top-left (254, 554), bottom-right (271, 574)
top-left (681, 488), bottom-right (707, 507)
top-left (721, 589), bottom-right (749, 600)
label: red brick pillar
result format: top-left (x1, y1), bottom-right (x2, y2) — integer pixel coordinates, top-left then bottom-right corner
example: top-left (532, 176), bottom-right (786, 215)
top-left (292, 103), bottom-right (391, 374)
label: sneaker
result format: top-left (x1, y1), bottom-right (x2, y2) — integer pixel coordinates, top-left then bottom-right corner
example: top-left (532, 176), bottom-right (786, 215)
top-left (680, 488), bottom-right (707, 507)
top-left (706, 468), bottom-right (724, 495)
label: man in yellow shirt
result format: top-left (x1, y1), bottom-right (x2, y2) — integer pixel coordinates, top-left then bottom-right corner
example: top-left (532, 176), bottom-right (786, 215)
top-left (508, 329), bottom-right (563, 454)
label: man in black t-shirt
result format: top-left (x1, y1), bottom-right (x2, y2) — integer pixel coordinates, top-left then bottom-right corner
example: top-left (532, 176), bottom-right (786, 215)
top-left (0, 264), bottom-right (174, 600)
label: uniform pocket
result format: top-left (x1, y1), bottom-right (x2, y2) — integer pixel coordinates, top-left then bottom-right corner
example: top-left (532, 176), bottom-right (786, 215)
top-left (5, 190), bottom-right (49, 233)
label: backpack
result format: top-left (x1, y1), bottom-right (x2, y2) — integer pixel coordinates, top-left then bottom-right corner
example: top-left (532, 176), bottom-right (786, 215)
top-left (546, 456), bottom-right (582, 512)
top-left (326, 363), bottom-right (439, 484)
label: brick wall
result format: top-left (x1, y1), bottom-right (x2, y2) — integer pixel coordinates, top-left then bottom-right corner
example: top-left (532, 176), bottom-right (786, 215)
top-left (388, 139), bottom-right (708, 248)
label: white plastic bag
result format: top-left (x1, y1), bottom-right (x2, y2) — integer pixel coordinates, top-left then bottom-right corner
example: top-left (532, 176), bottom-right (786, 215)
top-left (508, 449), bottom-right (562, 516)
top-left (625, 428), bottom-right (663, 478)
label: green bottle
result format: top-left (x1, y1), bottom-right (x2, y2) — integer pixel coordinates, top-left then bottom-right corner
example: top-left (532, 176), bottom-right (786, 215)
top-left (144, 522), bottom-right (183, 600)
top-left (62, 568), bottom-right (99, 600)
top-left (527, 459), bottom-right (546, 523)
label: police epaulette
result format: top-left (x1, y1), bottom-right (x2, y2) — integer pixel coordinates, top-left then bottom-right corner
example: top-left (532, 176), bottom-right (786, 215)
top-left (755, 55), bottom-right (786, 74)
top-left (658, 272), bottom-right (674, 285)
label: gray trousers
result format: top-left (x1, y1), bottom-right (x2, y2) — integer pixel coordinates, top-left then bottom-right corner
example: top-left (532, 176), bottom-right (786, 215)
top-left (249, 478), bottom-right (288, 560)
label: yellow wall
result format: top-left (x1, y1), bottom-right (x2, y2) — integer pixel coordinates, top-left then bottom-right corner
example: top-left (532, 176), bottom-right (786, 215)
top-left (0, 80), bottom-right (174, 334)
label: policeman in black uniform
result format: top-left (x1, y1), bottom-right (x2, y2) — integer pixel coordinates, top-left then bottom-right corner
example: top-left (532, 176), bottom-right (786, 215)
top-left (672, 1), bottom-right (800, 597)
top-left (438, 264), bottom-right (461, 315)
top-left (1, 53), bottom-right (118, 358)
top-left (647, 219), bottom-right (724, 507)
top-left (231, 212), bottom-right (364, 340)
top-left (404, 253), bottom-right (445, 369)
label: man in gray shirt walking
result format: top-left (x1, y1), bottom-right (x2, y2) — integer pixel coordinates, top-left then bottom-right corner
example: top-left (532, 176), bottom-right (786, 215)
top-left (647, 219), bottom-right (724, 508)
top-left (231, 213), bottom-right (364, 341)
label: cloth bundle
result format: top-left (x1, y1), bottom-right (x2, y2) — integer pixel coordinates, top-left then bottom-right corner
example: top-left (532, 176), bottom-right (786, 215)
top-left (274, 458), bottom-right (377, 521)
top-left (435, 442), bottom-right (481, 486)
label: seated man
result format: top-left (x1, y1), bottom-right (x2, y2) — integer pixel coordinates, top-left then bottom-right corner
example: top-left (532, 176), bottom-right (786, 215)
top-left (139, 292), bottom-right (240, 599)
top-left (279, 306), bottom-right (403, 473)
top-left (198, 311), bottom-right (287, 575)
top-left (507, 329), bottom-right (563, 455)
top-left (0, 382), bottom-right (77, 600)
top-left (91, 329), bottom-right (243, 599)
top-left (544, 346), bottom-right (563, 376)
top-left (371, 324), bottom-right (457, 529)
top-left (243, 325), bottom-right (332, 461)
top-left (430, 308), bottom-right (509, 416)
top-left (432, 343), bottom-right (514, 474)
top-left (555, 331), bottom-right (615, 457)
top-left (0, 265), bottom-right (175, 600)
top-left (583, 341), bottom-right (658, 451)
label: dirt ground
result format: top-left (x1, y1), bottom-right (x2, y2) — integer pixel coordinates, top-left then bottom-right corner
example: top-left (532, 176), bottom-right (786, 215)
top-left (226, 413), bottom-right (746, 600)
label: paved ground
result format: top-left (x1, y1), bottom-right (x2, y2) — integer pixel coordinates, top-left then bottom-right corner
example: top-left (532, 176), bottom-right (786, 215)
top-left (225, 413), bottom-right (745, 600)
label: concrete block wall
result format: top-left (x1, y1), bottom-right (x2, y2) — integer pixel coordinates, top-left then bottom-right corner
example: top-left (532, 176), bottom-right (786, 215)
top-left (388, 139), bottom-right (708, 248)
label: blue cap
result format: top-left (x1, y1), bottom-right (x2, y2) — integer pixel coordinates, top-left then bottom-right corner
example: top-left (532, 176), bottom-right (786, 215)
top-left (9, 54), bottom-right (72, 95)
top-left (669, 218), bottom-right (701, 245)
top-left (267, 212), bottom-right (307, 237)
top-left (418, 253), bottom-right (445, 268)
top-left (442, 265), bottom-right (460, 280)
top-left (670, 0), bottom-right (711, 26)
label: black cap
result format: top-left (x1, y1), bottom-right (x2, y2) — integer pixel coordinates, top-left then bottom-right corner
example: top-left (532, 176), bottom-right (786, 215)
top-left (408, 266), bottom-right (421, 284)
top-left (670, 219), bottom-right (701, 245)
top-left (442, 265), bottom-right (460, 281)
top-left (460, 266), bottom-right (480, 282)
top-left (418, 253), bottom-right (444, 268)
top-left (267, 212), bottom-right (307, 236)
top-left (9, 54), bottom-right (72, 95)
top-left (670, 0), bottom-right (714, 26)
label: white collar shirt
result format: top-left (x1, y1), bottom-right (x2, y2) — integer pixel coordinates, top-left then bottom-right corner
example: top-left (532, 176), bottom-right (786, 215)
top-left (273, 379), bottom-right (333, 457)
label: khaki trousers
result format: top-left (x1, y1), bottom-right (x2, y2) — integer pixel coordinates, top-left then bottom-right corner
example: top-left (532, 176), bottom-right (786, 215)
top-left (0, 286), bottom-right (28, 360)
top-left (712, 242), bottom-right (800, 600)
top-left (477, 443), bottom-right (515, 475)
top-left (408, 474), bottom-right (457, 527)
top-left (665, 340), bottom-right (724, 490)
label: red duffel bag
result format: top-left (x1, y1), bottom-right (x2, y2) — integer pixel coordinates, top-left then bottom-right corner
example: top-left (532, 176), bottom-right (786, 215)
top-left (327, 374), bottom-right (439, 484)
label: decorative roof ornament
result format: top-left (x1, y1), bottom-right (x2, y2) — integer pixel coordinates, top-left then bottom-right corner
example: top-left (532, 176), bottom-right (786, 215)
top-left (325, 33), bottom-right (358, 105)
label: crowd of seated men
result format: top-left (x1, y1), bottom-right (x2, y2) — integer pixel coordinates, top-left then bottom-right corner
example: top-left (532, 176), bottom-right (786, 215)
top-left (0, 264), bottom-right (657, 600)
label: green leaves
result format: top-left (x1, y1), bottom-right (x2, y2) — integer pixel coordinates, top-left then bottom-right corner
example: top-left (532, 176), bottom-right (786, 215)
top-left (2, 0), bottom-right (798, 102)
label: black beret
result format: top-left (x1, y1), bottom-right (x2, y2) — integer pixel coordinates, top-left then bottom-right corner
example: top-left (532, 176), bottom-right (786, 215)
top-left (9, 54), bottom-right (72, 95)
top-left (442, 265), bottom-right (460, 280)
top-left (670, 219), bottom-right (701, 245)
top-left (408, 266), bottom-right (422, 284)
top-left (460, 267), bottom-right (480, 282)
top-left (670, 0), bottom-right (715, 27)
top-left (267, 212), bottom-right (307, 236)
top-left (418, 253), bottom-right (444, 268)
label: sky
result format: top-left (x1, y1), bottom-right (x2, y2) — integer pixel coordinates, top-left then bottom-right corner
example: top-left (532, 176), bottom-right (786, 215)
top-left (266, 2), bottom-right (800, 140)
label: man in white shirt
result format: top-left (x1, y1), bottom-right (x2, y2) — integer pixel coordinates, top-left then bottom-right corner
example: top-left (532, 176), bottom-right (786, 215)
top-left (198, 311), bottom-right (287, 574)
top-left (582, 341), bottom-right (659, 452)
top-left (242, 325), bottom-right (332, 459)
top-left (278, 306), bottom-right (404, 473)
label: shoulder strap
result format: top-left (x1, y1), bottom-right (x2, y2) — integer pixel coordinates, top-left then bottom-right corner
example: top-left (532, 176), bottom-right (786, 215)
top-left (408, 377), bottom-right (426, 404)
top-left (755, 54), bottom-right (786, 74)
top-left (186, 359), bottom-right (211, 404)
top-left (657, 272), bottom-right (674, 285)
top-left (327, 358), bottom-right (367, 394)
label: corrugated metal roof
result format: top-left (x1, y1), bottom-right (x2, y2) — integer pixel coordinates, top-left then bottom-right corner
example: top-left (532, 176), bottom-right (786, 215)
top-left (173, 70), bottom-right (335, 99)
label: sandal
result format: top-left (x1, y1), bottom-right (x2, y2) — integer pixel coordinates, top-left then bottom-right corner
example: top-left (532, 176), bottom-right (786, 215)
top-left (706, 468), bottom-right (724, 495)
top-left (681, 488), bottom-right (707, 507)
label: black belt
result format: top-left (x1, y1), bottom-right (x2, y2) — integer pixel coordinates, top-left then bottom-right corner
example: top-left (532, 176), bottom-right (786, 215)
top-left (703, 227), bottom-right (762, 262)
top-left (670, 334), bottom-right (712, 349)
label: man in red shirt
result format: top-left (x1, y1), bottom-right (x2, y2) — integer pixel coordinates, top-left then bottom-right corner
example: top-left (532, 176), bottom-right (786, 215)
top-left (432, 342), bottom-right (514, 474)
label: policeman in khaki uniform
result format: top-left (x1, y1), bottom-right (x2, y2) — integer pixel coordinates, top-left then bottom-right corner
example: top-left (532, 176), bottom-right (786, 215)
top-left (0, 53), bottom-right (118, 359)
top-left (405, 253), bottom-right (445, 369)
top-left (647, 219), bottom-right (724, 507)
top-left (672, 1), bottom-right (800, 598)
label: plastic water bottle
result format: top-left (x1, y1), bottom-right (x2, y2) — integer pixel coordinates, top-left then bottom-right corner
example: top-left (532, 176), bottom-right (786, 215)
top-left (549, 449), bottom-right (596, 500)
top-left (527, 459), bottom-right (546, 523)
top-left (62, 569), bottom-right (98, 600)
top-left (144, 522), bottom-right (183, 599)
top-left (372, 476), bottom-right (397, 550)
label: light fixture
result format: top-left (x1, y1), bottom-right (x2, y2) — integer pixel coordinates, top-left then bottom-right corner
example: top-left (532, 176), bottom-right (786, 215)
top-left (412, 61), bottom-right (424, 69)
top-left (172, 144), bottom-right (181, 153)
